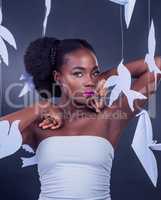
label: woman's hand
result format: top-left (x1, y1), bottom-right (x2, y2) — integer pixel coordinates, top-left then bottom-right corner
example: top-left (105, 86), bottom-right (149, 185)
top-left (37, 102), bottom-right (64, 130)
top-left (87, 79), bottom-right (108, 113)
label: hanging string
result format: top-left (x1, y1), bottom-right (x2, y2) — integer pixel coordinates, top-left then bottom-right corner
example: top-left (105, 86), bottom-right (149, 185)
top-left (120, 5), bottom-right (124, 59)
top-left (148, 0), bottom-right (151, 30)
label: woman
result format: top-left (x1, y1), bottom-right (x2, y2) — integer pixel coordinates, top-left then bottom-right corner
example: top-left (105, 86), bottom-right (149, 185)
top-left (0, 37), bottom-right (161, 199)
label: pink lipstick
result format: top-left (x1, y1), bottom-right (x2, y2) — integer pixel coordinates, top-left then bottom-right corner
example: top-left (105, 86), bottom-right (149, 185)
top-left (83, 91), bottom-right (95, 97)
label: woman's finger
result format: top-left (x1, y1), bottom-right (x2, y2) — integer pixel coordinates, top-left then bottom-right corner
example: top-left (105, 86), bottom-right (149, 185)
top-left (39, 119), bottom-right (50, 127)
top-left (39, 117), bottom-right (57, 128)
top-left (42, 124), bottom-right (54, 129)
top-left (51, 122), bottom-right (61, 129)
top-left (89, 97), bottom-right (101, 113)
top-left (95, 79), bottom-right (108, 111)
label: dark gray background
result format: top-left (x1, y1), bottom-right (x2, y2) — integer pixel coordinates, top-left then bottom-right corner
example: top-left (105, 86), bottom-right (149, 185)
top-left (0, 0), bottom-right (161, 199)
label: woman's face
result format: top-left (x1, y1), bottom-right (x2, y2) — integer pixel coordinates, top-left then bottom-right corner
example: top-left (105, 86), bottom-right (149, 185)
top-left (54, 48), bottom-right (101, 107)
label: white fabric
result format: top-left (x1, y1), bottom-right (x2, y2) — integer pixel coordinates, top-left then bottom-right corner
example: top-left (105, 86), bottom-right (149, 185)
top-left (36, 135), bottom-right (114, 200)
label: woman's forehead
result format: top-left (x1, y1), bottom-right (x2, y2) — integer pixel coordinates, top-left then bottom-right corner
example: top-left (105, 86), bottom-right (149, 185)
top-left (63, 49), bottom-right (98, 69)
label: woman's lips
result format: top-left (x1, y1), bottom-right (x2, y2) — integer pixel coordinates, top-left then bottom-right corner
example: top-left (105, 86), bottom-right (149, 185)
top-left (83, 91), bottom-right (95, 97)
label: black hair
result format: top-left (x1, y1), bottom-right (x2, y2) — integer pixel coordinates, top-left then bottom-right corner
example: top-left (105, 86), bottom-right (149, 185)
top-left (24, 37), bottom-right (96, 99)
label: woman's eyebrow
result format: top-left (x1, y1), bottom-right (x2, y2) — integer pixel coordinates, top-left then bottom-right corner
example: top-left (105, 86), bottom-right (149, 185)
top-left (73, 66), bottom-right (85, 70)
top-left (73, 65), bottom-right (99, 70)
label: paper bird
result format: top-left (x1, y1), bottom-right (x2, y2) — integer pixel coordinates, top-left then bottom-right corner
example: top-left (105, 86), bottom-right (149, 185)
top-left (42, 0), bottom-right (51, 36)
top-left (109, 0), bottom-right (136, 28)
top-left (0, 120), bottom-right (22, 159)
top-left (144, 20), bottom-right (161, 91)
top-left (18, 72), bottom-right (35, 97)
top-left (0, 4), bottom-right (17, 65)
top-left (132, 109), bottom-right (161, 187)
top-left (103, 60), bottom-right (147, 111)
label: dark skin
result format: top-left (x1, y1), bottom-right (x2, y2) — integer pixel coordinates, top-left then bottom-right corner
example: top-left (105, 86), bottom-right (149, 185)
top-left (1, 48), bottom-right (161, 152)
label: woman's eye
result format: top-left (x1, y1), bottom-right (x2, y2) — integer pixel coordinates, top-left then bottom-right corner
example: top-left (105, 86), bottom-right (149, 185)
top-left (93, 71), bottom-right (100, 76)
top-left (73, 72), bottom-right (83, 77)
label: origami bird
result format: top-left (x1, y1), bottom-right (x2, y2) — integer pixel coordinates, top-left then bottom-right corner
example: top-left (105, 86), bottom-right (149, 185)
top-left (132, 109), bottom-right (161, 187)
top-left (109, 0), bottom-right (136, 28)
top-left (103, 60), bottom-right (147, 111)
top-left (0, 120), bottom-right (22, 159)
top-left (144, 20), bottom-right (161, 91)
top-left (18, 72), bottom-right (35, 97)
top-left (42, 0), bottom-right (51, 36)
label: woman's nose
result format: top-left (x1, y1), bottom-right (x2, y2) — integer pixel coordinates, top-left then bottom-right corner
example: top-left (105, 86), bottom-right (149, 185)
top-left (84, 75), bottom-right (95, 88)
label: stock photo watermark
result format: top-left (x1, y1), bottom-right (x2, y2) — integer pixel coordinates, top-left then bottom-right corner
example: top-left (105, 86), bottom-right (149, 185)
top-left (1, 79), bottom-right (159, 120)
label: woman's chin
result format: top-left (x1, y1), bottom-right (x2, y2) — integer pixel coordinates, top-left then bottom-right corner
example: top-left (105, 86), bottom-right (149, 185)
top-left (72, 98), bottom-right (87, 107)
top-left (72, 97), bottom-right (95, 111)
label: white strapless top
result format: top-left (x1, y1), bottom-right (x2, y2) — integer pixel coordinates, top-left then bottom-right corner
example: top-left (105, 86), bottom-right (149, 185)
top-left (36, 135), bottom-right (114, 200)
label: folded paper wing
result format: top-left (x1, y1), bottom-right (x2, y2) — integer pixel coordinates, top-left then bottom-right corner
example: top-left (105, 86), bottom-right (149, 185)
top-left (21, 155), bottom-right (38, 168)
top-left (19, 72), bottom-right (35, 97)
top-left (109, 0), bottom-right (136, 28)
top-left (21, 144), bottom-right (38, 167)
top-left (43, 0), bottom-right (51, 36)
top-left (22, 144), bottom-right (35, 153)
top-left (144, 20), bottom-right (161, 90)
top-left (124, 0), bottom-right (136, 28)
top-left (109, 0), bottom-right (128, 5)
top-left (0, 120), bottom-right (37, 167)
top-left (103, 60), bottom-right (147, 111)
top-left (132, 109), bottom-right (161, 187)
top-left (0, 120), bottom-right (22, 159)
top-left (0, 6), bottom-right (2, 24)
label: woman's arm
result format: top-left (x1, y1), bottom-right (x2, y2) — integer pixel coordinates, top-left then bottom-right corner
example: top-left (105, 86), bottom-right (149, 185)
top-left (0, 100), bottom-right (48, 132)
top-left (0, 100), bottom-right (63, 143)
top-left (98, 56), bottom-right (161, 80)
